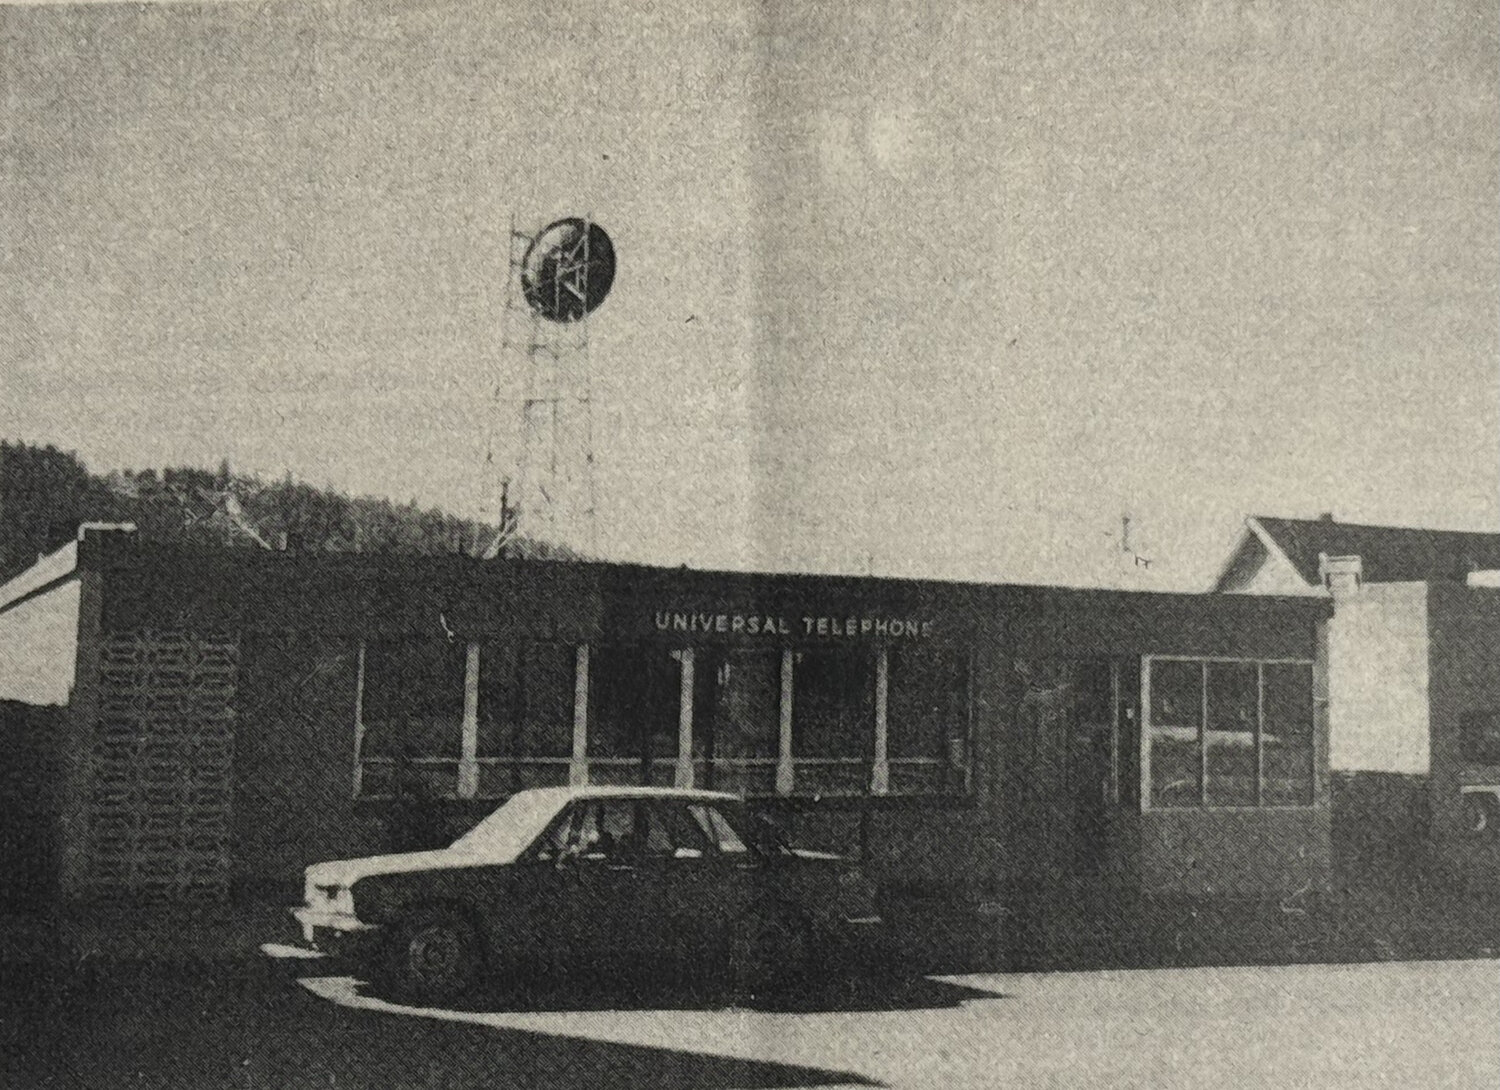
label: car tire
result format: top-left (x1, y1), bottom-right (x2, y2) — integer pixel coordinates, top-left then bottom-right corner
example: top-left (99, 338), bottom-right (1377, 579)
top-left (390, 906), bottom-right (483, 1005)
top-left (728, 908), bottom-right (813, 1002)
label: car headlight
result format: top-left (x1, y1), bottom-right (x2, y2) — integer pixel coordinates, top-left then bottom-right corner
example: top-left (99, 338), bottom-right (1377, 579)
top-left (314, 883), bottom-right (356, 915)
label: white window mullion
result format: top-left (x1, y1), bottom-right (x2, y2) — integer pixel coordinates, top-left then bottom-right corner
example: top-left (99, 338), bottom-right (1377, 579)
top-left (675, 648), bottom-right (695, 788)
top-left (570, 643), bottom-right (590, 786)
top-left (458, 642), bottom-right (480, 799)
top-left (871, 649), bottom-right (890, 795)
top-left (352, 640), bottom-right (367, 799)
top-left (1139, 656), bottom-right (1152, 811)
top-left (776, 649), bottom-right (795, 796)
top-left (1199, 661), bottom-right (1209, 806)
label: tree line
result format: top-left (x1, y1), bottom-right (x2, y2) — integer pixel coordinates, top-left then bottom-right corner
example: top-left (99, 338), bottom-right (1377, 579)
top-left (0, 441), bottom-right (572, 582)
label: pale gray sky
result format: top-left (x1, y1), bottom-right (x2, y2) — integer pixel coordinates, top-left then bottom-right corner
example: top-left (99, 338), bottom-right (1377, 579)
top-left (3, 0), bottom-right (1496, 589)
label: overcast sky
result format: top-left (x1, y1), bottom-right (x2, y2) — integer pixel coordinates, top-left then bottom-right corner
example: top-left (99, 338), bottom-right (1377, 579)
top-left (2, 0), bottom-right (1496, 589)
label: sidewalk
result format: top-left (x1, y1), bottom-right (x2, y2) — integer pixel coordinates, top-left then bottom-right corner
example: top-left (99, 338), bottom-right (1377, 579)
top-left (0, 899), bottom-right (295, 969)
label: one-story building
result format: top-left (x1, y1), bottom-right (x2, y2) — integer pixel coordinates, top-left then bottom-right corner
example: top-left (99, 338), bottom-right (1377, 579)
top-left (2, 526), bottom-right (1332, 945)
top-left (1214, 514), bottom-right (1500, 889)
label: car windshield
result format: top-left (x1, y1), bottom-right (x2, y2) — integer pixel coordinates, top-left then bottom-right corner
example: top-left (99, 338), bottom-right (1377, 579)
top-left (448, 791), bottom-right (569, 863)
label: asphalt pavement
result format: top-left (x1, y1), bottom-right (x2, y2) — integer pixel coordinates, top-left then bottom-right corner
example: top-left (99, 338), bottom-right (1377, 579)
top-left (3, 954), bottom-right (1495, 1089)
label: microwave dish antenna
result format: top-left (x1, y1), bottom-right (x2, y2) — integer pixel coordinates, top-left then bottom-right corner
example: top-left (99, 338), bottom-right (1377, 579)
top-left (520, 217), bottom-right (616, 323)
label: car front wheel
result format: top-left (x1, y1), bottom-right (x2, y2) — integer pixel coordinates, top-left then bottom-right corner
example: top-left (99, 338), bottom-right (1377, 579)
top-left (391, 907), bottom-right (483, 1004)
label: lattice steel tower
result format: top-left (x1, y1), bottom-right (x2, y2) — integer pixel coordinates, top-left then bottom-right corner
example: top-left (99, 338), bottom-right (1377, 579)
top-left (486, 215), bottom-right (615, 558)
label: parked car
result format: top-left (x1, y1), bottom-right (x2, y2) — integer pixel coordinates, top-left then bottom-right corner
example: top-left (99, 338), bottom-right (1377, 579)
top-left (280, 785), bottom-right (883, 1002)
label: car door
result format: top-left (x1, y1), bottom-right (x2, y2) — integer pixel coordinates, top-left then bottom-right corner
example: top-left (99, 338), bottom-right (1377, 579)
top-left (631, 801), bottom-right (728, 967)
top-left (538, 799), bottom-right (660, 968)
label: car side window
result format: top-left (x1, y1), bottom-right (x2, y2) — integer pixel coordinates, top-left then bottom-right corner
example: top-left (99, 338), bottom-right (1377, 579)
top-left (644, 804), bottom-right (713, 859)
top-left (529, 806), bottom-right (581, 862)
top-left (688, 804), bottom-right (751, 855)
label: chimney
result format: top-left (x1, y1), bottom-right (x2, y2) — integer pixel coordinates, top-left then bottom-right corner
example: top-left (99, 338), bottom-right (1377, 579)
top-left (1319, 553), bottom-right (1363, 600)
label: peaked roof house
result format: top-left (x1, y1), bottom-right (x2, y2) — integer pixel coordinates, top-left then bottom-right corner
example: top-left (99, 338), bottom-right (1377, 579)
top-left (1213, 515), bottom-right (1500, 596)
top-left (1212, 515), bottom-right (1500, 883)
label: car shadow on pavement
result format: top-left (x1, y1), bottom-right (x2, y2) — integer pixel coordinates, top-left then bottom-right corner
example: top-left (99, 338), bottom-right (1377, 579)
top-left (3, 959), bottom-right (885, 1090)
top-left (343, 964), bottom-right (1008, 1015)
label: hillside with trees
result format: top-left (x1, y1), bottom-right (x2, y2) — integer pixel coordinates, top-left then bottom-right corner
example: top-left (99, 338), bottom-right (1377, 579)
top-left (0, 441), bottom-right (575, 582)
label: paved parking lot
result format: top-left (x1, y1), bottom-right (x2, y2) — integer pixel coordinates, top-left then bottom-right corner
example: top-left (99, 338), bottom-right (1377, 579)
top-left (3, 956), bottom-right (1496, 1088)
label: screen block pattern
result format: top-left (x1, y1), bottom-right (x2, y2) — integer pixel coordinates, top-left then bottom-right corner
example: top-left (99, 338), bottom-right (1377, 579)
top-left (85, 631), bottom-right (238, 904)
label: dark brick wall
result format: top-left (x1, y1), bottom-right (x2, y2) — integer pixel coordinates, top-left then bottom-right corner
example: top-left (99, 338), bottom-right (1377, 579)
top-left (0, 699), bottom-right (64, 911)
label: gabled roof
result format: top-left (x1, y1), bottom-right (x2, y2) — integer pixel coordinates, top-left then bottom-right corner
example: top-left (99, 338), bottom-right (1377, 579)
top-left (1214, 515), bottom-right (1500, 591)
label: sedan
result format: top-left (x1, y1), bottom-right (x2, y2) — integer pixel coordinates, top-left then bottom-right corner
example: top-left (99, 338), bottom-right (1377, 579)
top-left (282, 786), bottom-right (883, 1003)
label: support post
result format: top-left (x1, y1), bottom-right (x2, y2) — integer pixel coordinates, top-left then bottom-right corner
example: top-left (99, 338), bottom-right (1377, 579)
top-left (777, 649), bottom-right (795, 796)
top-left (459, 642), bottom-right (480, 799)
top-left (570, 643), bottom-right (590, 786)
top-left (675, 649), bottom-right (695, 788)
top-left (872, 649), bottom-right (890, 795)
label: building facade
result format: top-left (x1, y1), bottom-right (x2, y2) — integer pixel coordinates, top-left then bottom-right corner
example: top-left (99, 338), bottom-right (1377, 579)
top-left (0, 528), bottom-right (1332, 926)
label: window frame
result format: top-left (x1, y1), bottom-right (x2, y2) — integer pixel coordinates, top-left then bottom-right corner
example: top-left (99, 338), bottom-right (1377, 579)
top-left (1141, 654), bottom-right (1318, 813)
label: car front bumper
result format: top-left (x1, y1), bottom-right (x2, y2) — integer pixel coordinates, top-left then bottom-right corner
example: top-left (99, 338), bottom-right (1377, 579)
top-left (261, 907), bottom-right (385, 970)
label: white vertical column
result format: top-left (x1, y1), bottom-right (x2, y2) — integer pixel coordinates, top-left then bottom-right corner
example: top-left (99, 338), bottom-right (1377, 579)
top-left (872, 649), bottom-right (890, 795)
top-left (351, 641), bottom-right (367, 799)
top-left (458, 642), bottom-right (480, 799)
top-left (675, 648), bottom-right (695, 788)
top-left (570, 643), bottom-right (590, 786)
top-left (1139, 657), bottom-right (1152, 812)
top-left (776, 649), bottom-right (795, 796)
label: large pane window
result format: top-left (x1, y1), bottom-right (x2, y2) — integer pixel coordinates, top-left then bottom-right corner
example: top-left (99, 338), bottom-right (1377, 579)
top-left (886, 648), bottom-right (970, 794)
top-left (1149, 659), bottom-right (1204, 808)
top-left (1262, 663), bottom-right (1314, 806)
top-left (588, 645), bottom-right (680, 784)
top-left (792, 650), bottom-right (875, 795)
top-left (1146, 658), bottom-right (1316, 809)
top-left (359, 638), bottom-right (466, 798)
top-left (476, 641), bottom-right (575, 795)
top-left (1207, 662), bottom-right (1258, 806)
top-left (693, 648), bottom-right (780, 795)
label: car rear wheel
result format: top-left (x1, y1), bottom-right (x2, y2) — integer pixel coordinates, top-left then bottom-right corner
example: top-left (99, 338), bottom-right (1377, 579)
top-left (391, 907), bottom-right (483, 1004)
top-left (728, 909), bottom-right (813, 1001)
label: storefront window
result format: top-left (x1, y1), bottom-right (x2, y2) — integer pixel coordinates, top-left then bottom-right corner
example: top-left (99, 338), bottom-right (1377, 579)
top-left (476, 641), bottom-right (575, 794)
top-left (588, 645), bottom-right (680, 785)
top-left (792, 650), bottom-right (875, 795)
top-left (1147, 658), bottom-right (1316, 809)
top-left (693, 648), bottom-right (780, 795)
top-left (358, 638), bottom-right (466, 798)
top-left (1149, 659), bottom-right (1204, 808)
top-left (886, 648), bottom-right (970, 794)
top-left (1262, 662), bottom-right (1314, 805)
top-left (1207, 661), bottom-right (1258, 806)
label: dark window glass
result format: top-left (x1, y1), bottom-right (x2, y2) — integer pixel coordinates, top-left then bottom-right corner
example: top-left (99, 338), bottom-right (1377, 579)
top-left (1263, 663), bottom-right (1314, 805)
top-left (588, 645), bottom-right (680, 763)
top-left (887, 648), bottom-right (969, 760)
top-left (1149, 659), bottom-right (1202, 807)
top-left (693, 649), bottom-right (780, 762)
top-left (1117, 660), bottom-right (1142, 808)
top-left (1207, 661), bottom-right (1258, 806)
top-left (477, 641), bottom-right (573, 759)
top-left (791, 650), bottom-right (874, 759)
top-left (1460, 711), bottom-right (1500, 766)
top-left (361, 638), bottom-right (466, 758)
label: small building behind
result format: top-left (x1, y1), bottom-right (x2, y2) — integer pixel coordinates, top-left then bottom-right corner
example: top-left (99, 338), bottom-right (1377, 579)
top-left (1214, 514), bottom-right (1500, 889)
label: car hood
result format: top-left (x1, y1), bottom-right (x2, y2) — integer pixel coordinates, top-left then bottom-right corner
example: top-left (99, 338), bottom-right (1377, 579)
top-left (305, 847), bottom-right (495, 888)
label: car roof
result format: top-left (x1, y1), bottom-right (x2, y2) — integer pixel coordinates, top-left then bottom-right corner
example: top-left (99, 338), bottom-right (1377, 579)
top-left (509, 785), bottom-right (745, 806)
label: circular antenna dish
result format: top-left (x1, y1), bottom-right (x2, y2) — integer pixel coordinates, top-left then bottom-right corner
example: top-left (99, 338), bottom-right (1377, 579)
top-left (520, 218), bottom-right (616, 323)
